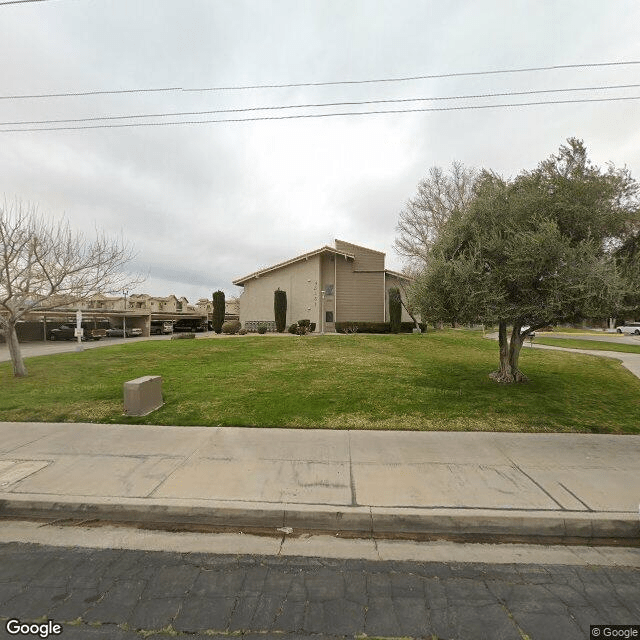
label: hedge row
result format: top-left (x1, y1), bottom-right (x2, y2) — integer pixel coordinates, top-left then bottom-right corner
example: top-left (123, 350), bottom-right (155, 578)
top-left (335, 321), bottom-right (424, 334)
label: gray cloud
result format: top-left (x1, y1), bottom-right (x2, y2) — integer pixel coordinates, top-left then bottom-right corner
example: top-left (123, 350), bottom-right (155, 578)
top-left (1, 0), bottom-right (639, 300)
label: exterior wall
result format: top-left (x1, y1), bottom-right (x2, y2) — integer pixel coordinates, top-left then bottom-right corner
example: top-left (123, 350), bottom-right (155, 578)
top-left (335, 257), bottom-right (384, 322)
top-left (149, 296), bottom-right (178, 313)
top-left (334, 241), bottom-right (384, 323)
top-left (239, 255), bottom-right (321, 329)
top-left (385, 274), bottom-right (414, 323)
top-left (83, 295), bottom-right (125, 311)
top-left (319, 253), bottom-right (337, 330)
top-left (335, 239), bottom-right (384, 271)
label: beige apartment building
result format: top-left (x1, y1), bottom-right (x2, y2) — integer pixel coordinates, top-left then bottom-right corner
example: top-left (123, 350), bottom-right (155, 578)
top-left (233, 239), bottom-right (413, 332)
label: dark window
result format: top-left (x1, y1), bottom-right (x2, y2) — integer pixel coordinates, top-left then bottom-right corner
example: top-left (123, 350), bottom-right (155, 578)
top-left (326, 311), bottom-right (334, 322)
top-left (324, 284), bottom-right (334, 295)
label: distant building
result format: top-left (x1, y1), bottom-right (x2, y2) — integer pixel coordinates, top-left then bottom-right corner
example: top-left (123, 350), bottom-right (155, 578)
top-left (233, 239), bottom-right (413, 331)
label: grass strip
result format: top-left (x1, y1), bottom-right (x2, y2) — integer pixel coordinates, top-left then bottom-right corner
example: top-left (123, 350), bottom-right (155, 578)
top-left (1, 331), bottom-right (638, 433)
top-left (535, 337), bottom-right (640, 354)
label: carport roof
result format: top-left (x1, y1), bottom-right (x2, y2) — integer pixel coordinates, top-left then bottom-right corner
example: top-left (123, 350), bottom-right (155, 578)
top-left (233, 245), bottom-right (355, 286)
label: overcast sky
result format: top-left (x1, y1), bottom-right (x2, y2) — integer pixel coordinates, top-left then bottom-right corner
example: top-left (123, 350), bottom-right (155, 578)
top-left (1, 0), bottom-right (639, 302)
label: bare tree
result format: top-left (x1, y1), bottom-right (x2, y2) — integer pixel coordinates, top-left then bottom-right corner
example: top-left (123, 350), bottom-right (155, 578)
top-left (394, 161), bottom-right (477, 268)
top-left (0, 200), bottom-right (142, 377)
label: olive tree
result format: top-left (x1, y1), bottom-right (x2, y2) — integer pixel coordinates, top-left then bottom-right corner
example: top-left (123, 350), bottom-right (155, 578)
top-left (0, 201), bottom-right (140, 377)
top-left (410, 139), bottom-right (639, 383)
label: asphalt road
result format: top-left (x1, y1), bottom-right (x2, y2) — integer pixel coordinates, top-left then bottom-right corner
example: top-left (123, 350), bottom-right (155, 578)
top-left (1, 542), bottom-right (638, 640)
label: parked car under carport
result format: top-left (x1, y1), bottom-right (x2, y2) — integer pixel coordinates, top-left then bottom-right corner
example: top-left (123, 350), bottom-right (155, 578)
top-left (106, 327), bottom-right (143, 338)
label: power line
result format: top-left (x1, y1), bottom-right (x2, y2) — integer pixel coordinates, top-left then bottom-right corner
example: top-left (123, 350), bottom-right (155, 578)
top-left (0, 87), bottom-right (183, 100)
top-left (184, 61), bottom-right (640, 92)
top-left (0, 0), bottom-right (51, 4)
top-left (1, 60), bottom-right (639, 100)
top-left (2, 94), bottom-right (639, 133)
top-left (2, 83), bottom-right (638, 127)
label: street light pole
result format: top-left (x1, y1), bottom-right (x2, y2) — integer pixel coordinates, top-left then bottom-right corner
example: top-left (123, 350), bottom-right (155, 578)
top-left (75, 308), bottom-right (83, 352)
top-left (123, 290), bottom-right (128, 338)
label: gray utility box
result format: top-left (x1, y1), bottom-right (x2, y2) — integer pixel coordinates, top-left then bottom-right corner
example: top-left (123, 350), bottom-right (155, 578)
top-left (123, 376), bottom-right (164, 416)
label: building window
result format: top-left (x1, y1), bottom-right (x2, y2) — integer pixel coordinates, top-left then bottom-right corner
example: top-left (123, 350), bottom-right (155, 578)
top-left (324, 284), bottom-right (334, 296)
top-left (326, 311), bottom-right (334, 323)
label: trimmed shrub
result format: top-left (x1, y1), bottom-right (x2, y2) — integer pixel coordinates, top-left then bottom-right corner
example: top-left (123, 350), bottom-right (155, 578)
top-left (238, 328), bottom-right (247, 335)
top-left (257, 324), bottom-right (268, 334)
top-left (171, 332), bottom-right (195, 340)
top-left (296, 319), bottom-right (311, 335)
top-left (335, 321), bottom-right (425, 334)
top-left (274, 288), bottom-right (287, 333)
top-left (222, 320), bottom-right (241, 335)
top-left (400, 321), bottom-right (426, 333)
top-left (212, 290), bottom-right (225, 334)
top-left (388, 287), bottom-right (402, 334)
top-left (288, 323), bottom-right (298, 334)
top-left (336, 322), bottom-right (390, 334)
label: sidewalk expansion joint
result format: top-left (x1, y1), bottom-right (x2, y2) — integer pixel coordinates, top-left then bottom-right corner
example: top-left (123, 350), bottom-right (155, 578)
top-left (348, 432), bottom-right (358, 507)
top-left (508, 459), bottom-right (565, 510)
top-left (558, 481), bottom-right (593, 512)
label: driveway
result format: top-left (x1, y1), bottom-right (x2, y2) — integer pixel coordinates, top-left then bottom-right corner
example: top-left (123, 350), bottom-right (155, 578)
top-left (535, 331), bottom-right (640, 345)
top-left (486, 332), bottom-right (640, 381)
top-left (0, 333), bottom-right (177, 363)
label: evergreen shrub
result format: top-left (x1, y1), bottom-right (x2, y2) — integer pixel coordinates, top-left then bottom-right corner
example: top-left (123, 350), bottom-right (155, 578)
top-left (274, 289), bottom-right (287, 332)
top-left (212, 290), bottom-right (226, 334)
top-left (222, 320), bottom-right (241, 334)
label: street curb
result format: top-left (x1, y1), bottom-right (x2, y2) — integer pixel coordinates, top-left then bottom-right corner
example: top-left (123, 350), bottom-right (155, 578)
top-left (1, 495), bottom-right (638, 542)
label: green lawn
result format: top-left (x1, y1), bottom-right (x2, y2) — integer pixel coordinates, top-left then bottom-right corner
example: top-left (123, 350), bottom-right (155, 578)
top-left (538, 327), bottom-right (611, 335)
top-left (535, 337), bottom-right (640, 354)
top-left (1, 331), bottom-right (639, 433)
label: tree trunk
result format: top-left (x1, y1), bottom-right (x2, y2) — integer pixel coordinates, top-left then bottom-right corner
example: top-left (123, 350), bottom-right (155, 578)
top-left (489, 321), bottom-right (528, 383)
top-left (489, 321), bottom-right (512, 383)
top-left (508, 324), bottom-right (529, 383)
top-left (400, 299), bottom-right (422, 332)
top-left (6, 322), bottom-right (28, 377)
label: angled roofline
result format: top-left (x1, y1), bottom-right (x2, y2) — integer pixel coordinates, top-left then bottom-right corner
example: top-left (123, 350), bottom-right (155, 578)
top-left (384, 268), bottom-right (414, 282)
top-left (233, 245), bottom-right (355, 286)
top-left (334, 238), bottom-right (385, 255)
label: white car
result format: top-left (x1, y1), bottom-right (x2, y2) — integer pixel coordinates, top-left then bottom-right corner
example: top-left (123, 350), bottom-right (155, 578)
top-left (616, 322), bottom-right (640, 335)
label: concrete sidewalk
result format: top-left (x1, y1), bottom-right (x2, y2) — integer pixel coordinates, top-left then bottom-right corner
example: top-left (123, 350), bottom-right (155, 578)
top-left (0, 422), bottom-right (638, 543)
top-left (486, 332), bottom-right (640, 380)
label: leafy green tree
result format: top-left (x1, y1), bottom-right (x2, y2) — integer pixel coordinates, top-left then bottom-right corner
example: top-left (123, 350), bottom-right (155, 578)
top-left (211, 290), bottom-right (225, 334)
top-left (410, 139), bottom-right (639, 383)
top-left (388, 287), bottom-right (402, 333)
top-left (274, 288), bottom-right (287, 332)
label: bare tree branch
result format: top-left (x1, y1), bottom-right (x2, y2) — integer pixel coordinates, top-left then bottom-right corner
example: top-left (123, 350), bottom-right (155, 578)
top-left (0, 200), bottom-right (144, 376)
top-left (394, 161), bottom-right (477, 268)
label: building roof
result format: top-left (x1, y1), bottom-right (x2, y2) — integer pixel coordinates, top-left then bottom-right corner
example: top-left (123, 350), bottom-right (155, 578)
top-left (384, 269), bottom-right (413, 282)
top-left (233, 245), bottom-right (355, 286)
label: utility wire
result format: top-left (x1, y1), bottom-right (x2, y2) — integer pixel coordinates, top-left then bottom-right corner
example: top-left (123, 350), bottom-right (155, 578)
top-left (2, 83), bottom-right (638, 127)
top-left (185, 61), bottom-right (640, 92)
top-left (0, 87), bottom-right (183, 100)
top-left (0, 0), bottom-right (51, 4)
top-left (2, 95), bottom-right (639, 133)
top-left (1, 60), bottom-right (639, 100)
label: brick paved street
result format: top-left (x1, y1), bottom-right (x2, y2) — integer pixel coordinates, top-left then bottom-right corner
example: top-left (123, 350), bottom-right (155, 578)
top-left (0, 542), bottom-right (638, 639)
